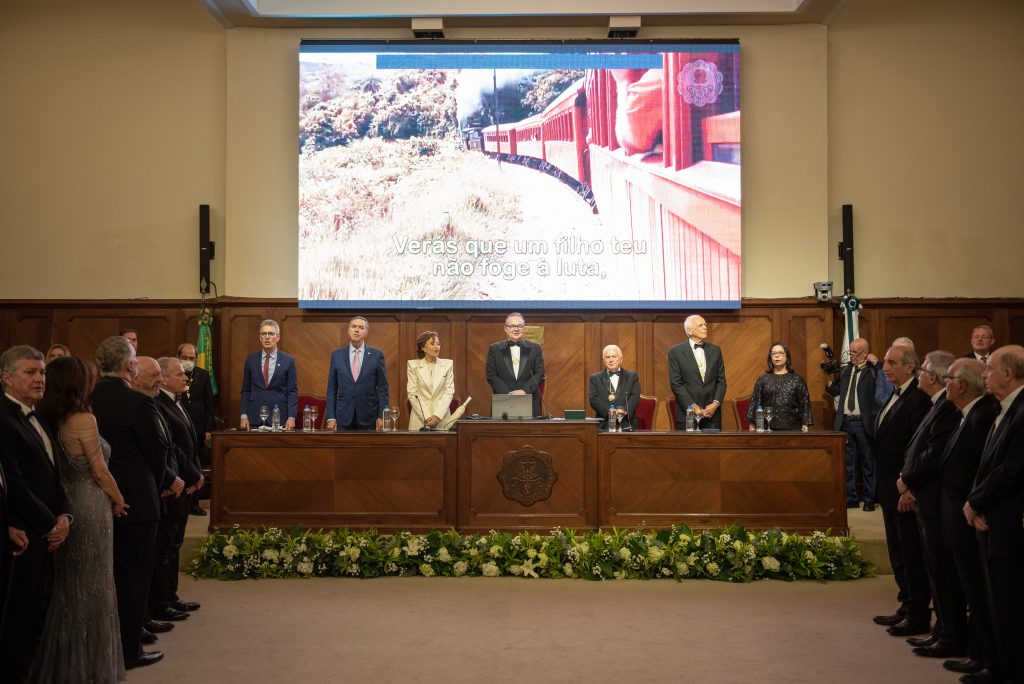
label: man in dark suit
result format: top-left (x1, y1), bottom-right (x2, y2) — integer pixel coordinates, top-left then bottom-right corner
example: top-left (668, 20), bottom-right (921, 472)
top-left (486, 312), bottom-right (546, 418)
top-left (668, 314), bottom-right (726, 430)
top-left (897, 350), bottom-right (964, 658)
top-left (936, 359), bottom-right (1000, 679)
top-left (92, 337), bottom-right (178, 670)
top-left (962, 324), bottom-right (995, 364)
top-left (871, 343), bottom-right (933, 637)
top-left (151, 357), bottom-right (204, 622)
top-left (177, 342), bottom-right (213, 516)
top-left (0, 345), bottom-right (72, 682)
top-left (827, 337), bottom-right (883, 510)
top-left (239, 319), bottom-right (298, 430)
top-left (963, 344), bottom-right (1024, 684)
top-left (326, 316), bottom-right (390, 431)
top-left (0, 461), bottom-right (29, 640)
top-left (588, 344), bottom-right (640, 430)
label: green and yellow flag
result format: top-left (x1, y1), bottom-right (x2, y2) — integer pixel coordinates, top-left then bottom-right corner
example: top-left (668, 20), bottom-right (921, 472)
top-left (196, 306), bottom-right (218, 396)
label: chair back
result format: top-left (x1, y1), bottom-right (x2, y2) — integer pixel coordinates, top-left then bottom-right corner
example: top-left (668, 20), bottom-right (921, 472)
top-left (298, 394), bottom-right (327, 429)
top-left (666, 397), bottom-right (679, 430)
top-left (732, 395), bottom-right (753, 431)
top-left (634, 395), bottom-right (658, 430)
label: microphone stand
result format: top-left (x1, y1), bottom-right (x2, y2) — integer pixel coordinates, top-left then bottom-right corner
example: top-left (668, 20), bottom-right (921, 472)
top-left (414, 395), bottom-right (432, 431)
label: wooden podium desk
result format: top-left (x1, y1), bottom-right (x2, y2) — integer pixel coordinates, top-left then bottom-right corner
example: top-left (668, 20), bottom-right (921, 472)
top-left (212, 426), bottom-right (847, 534)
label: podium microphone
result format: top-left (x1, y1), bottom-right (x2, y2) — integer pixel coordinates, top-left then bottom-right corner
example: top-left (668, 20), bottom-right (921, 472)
top-left (620, 388), bottom-right (634, 431)
top-left (537, 378), bottom-right (552, 420)
top-left (414, 395), bottom-right (432, 431)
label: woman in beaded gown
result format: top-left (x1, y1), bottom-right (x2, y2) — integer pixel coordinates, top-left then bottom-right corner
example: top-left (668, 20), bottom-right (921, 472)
top-left (746, 342), bottom-right (814, 432)
top-left (30, 356), bottom-right (128, 684)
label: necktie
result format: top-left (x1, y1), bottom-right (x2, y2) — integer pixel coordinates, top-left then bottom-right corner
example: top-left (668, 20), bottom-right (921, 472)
top-left (262, 353), bottom-right (270, 387)
top-left (894, 387), bottom-right (902, 398)
top-left (980, 354), bottom-right (988, 364)
top-left (351, 348), bottom-right (361, 381)
top-left (845, 366), bottom-right (860, 412)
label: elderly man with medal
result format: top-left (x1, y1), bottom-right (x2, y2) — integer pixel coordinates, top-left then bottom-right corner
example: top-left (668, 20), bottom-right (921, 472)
top-left (588, 345), bottom-right (641, 431)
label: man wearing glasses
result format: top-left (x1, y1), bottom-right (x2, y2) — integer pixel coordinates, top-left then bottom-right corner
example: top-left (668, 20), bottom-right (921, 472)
top-left (486, 312), bottom-right (546, 418)
top-left (239, 320), bottom-right (298, 430)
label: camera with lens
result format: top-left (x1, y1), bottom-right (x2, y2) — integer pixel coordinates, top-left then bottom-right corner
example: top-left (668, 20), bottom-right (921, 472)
top-left (819, 343), bottom-right (841, 375)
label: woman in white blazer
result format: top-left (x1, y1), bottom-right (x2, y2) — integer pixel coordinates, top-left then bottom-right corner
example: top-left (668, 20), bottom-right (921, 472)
top-left (407, 330), bottom-right (455, 430)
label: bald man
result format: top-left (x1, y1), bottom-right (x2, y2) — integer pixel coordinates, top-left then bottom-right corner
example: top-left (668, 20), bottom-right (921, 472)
top-left (668, 315), bottom-right (726, 430)
top-left (588, 345), bottom-right (640, 430)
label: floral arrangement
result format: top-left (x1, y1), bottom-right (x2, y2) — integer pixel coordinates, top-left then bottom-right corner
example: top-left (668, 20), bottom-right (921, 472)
top-left (191, 525), bottom-right (873, 583)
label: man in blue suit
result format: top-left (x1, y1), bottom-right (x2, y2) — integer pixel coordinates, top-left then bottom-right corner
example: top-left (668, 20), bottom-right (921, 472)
top-left (239, 320), bottom-right (298, 430)
top-left (325, 316), bottom-right (389, 431)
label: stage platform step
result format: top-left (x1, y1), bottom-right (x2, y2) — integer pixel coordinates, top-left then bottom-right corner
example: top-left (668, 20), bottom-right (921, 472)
top-left (181, 503), bottom-right (892, 575)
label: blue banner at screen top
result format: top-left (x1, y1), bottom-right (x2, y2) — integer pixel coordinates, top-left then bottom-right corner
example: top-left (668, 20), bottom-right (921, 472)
top-left (299, 40), bottom-right (739, 54)
top-left (376, 53), bottom-right (664, 70)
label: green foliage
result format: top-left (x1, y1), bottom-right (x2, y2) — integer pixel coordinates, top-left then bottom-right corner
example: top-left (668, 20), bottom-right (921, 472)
top-left (522, 69), bottom-right (585, 114)
top-left (192, 525), bottom-right (874, 583)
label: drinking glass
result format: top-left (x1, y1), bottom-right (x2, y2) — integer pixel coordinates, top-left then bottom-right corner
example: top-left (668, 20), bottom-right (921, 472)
top-left (693, 411), bottom-right (702, 432)
top-left (765, 406), bottom-right (774, 432)
top-left (309, 405), bottom-right (318, 430)
top-left (614, 408), bottom-right (624, 433)
top-left (258, 405), bottom-right (270, 430)
top-left (390, 404), bottom-right (401, 431)
top-left (608, 404), bottom-right (618, 432)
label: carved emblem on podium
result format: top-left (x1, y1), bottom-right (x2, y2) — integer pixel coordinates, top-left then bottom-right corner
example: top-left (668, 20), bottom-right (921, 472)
top-left (497, 446), bottom-right (558, 506)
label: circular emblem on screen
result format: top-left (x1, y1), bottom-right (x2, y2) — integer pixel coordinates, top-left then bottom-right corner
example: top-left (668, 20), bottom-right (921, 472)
top-left (497, 446), bottom-right (558, 506)
top-left (677, 59), bottom-right (724, 107)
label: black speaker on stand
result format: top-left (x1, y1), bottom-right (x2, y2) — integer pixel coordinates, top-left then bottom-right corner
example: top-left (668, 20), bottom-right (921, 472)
top-left (199, 204), bottom-right (215, 294)
top-left (837, 203), bottom-right (855, 294)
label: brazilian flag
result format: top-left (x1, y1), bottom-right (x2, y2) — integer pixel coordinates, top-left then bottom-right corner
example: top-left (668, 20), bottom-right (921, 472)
top-left (197, 306), bottom-right (218, 396)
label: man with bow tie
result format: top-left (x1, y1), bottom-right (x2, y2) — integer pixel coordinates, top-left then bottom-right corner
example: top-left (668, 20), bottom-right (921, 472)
top-left (486, 312), bottom-right (546, 418)
top-left (668, 315), bottom-right (727, 430)
top-left (588, 345), bottom-right (640, 431)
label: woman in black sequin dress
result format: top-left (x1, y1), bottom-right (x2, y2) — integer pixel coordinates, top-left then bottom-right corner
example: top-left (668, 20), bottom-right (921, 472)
top-left (746, 342), bottom-right (813, 431)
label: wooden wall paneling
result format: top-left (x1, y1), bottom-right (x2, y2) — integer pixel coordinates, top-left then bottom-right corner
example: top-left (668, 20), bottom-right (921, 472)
top-left (882, 309), bottom-right (994, 359)
top-left (464, 314), bottom-right (504, 417)
top-left (1008, 311), bottom-right (1024, 347)
top-left (222, 307), bottom-right (272, 426)
top-left (276, 309), bottom-right (345, 398)
top-left (5, 308), bottom-right (52, 354)
top-left (785, 307), bottom-right (832, 429)
top-left (539, 316), bottom-right (587, 416)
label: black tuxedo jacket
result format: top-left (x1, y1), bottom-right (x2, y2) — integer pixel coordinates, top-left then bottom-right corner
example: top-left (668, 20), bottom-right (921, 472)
top-left (668, 341), bottom-right (727, 428)
top-left (486, 340), bottom-right (546, 416)
top-left (827, 361), bottom-right (882, 435)
top-left (900, 394), bottom-right (960, 520)
top-left (91, 377), bottom-right (174, 524)
top-left (872, 378), bottom-right (931, 509)
top-left (0, 395), bottom-right (68, 540)
top-left (939, 395), bottom-right (999, 550)
top-left (183, 366), bottom-right (215, 437)
top-left (156, 392), bottom-right (202, 488)
top-left (588, 368), bottom-right (640, 429)
top-left (968, 389), bottom-right (1024, 558)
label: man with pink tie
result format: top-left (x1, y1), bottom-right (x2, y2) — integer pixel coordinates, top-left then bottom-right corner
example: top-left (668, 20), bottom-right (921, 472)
top-left (325, 317), bottom-right (389, 432)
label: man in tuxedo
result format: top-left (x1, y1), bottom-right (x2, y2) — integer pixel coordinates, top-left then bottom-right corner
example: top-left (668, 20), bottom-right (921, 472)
top-left (896, 351), bottom-right (964, 658)
top-left (936, 359), bottom-right (1000, 679)
top-left (1, 461), bottom-right (29, 639)
top-left (486, 312), bottom-right (546, 418)
top-left (326, 316), bottom-right (390, 431)
top-left (177, 343), bottom-right (213, 516)
top-left (827, 337), bottom-right (883, 510)
top-left (871, 343), bottom-right (933, 637)
top-left (239, 320), bottom-right (298, 430)
top-left (92, 337), bottom-right (178, 670)
top-left (0, 345), bottom-right (71, 682)
top-left (964, 345), bottom-right (1024, 684)
top-left (668, 314), bottom-right (726, 430)
top-left (963, 324), bottom-right (995, 364)
top-left (588, 345), bottom-right (640, 430)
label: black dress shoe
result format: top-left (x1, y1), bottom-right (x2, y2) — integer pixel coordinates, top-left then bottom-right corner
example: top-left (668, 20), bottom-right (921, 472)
top-left (887, 619), bottom-right (931, 636)
top-left (914, 642), bottom-right (967, 658)
top-left (153, 606), bottom-right (190, 621)
top-left (190, 504), bottom-right (207, 516)
top-left (944, 658), bottom-right (985, 674)
top-left (862, 502), bottom-right (876, 512)
top-left (170, 599), bottom-right (201, 612)
top-left (141, 629), bottom-right (158, 645)
top-left (960, 671), bottom-right (1001, 684)
top-left (124, 650), bottom-right (164, 670)
top-left (873, 613), bottom-right (905, 626)
top-left (145, 620), bottom-right (175, 633)
top-left (906, 634), bottom-right (937, 647)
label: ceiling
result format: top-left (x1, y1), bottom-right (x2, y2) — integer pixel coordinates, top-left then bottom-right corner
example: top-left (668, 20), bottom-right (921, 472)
top-left (202, 0), bottom-right (850, 30)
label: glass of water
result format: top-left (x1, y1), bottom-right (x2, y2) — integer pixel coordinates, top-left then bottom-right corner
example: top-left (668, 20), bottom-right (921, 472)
top-left (258, 405), bottom-right (270, 430)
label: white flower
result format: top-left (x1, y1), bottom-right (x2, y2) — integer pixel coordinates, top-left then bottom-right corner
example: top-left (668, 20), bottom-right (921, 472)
top-left (385, 562), bottom-right (399, 574)
top-left (677, 534), bottom-right (691, 546)
top-left (482, 562), bottom-right (500, 577)
top-left (613, 570), bottom-right (626, 580)
top-left (389, 547), bottom-right (400, 559)
top-left (706, 562), bottom-right (721, 576)
top-left (592, 565), bottom-right (602, 576)
top-left (647, 546), bottom-right (665, 562)
top-left (521, 559), bottom-right (538, 578)
top-left (563, 563), bottom-right (574, 577)
top-left (468, 548), bottom-right (479, 557)
top-left (344, 546), bottom-right (360, 561)
top-left (578, 542), bottom-right (590, 555)
top-left (345, 563), bottom-right (360, 576)
top-left (509, 564), bottom-right (523, 576)
top-left (676, 562), bottom-right (689, 576)
top-left (419, 563), bottom-right (435, 577)
top-left (720, 534), bottom-right (731, 544)
top-left (733, 540), bottom-right (743, 551)
top-left (438, 547), bottom-right (452, 563)
top-left (453, 561), bottom-right (468, 576)
top-left (804, 551), bottom-right (816, 563)
top-left (660, 567), bottom-right (672, 576)
top-left (297, 543), bottom-right (307, 553)
top-left (619, 547), bottom-right (632, 562)
top-left (403, 538), bottom-right (423, 556)
top-left (526, 548), bottom-right (537, 559)
top-left (760, 556), bottom-right (781, 572)
top-left (537, 553), bottom-right (548, 566)
top-left (297, 561), bottom-right (314, 575)
top-left (489, 545), bottom-right (501, 558)
top-left (261, 549), bottom-right (279, 561)
top-left (222, 544), bottom-right (238, 559)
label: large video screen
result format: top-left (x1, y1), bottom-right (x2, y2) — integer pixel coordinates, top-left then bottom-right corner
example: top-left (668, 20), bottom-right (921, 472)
top-left (299, 40), bottom-right (740, 309)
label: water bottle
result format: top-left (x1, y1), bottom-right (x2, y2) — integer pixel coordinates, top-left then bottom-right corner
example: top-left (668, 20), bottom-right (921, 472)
top-left (303, 405), bottom-right (312, 431)
top-left (755, 405), bottom-right (765, 432)
top-left (271, 404), bottom-right (281, 431)
top-left (382, 407), bottom-right (392, 432)
top-left (607, 404), bottom-right (618, 433)
top-left (685, 405), bottom-right (696, 432)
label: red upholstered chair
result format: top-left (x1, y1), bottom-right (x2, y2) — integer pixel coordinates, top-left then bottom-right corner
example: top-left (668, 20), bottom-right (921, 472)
top-left (298, 394), bottom-right (327, 429)
top-left (732, 395), bottom-right (753, 432)
top-left (634, 395), bottom-right (658, 431)
top-left (666, 397), bottom-right (679, 430)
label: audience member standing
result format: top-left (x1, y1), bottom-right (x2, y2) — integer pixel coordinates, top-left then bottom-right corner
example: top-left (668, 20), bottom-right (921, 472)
top-left (827, 337), bottom-right (882, 510)
top-left (92, 337), bottom-right (176, 670)
top-left (0, 345), bottom-right (71, 682)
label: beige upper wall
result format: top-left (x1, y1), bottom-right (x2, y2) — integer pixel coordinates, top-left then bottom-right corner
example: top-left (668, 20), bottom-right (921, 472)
top-left (1, 0), bottom-right (1018, 300)
top-left (827, 0), bottom-right (1024, 297)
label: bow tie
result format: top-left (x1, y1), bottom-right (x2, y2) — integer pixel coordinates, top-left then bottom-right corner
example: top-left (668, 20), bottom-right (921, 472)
top-left (508, 341), bottom-right (521, 348)
top-left (26, 410), bottom-right (37, 420)
top-left (893, 388), bottom-right (902, 398)
top-left (608, 371), bottom-right (620, 377)
top-left (693, 342), bottom-right (705, 349)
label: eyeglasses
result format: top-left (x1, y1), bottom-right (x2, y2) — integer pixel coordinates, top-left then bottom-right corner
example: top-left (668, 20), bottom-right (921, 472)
top-left (944, 374), bottom-right (961, 383)
top-left (259, 332), bottom-right (278, 337)
top-left (505, 324), bottom-right (524, 330)
top-left (770, 352), bottom-right (786, 357)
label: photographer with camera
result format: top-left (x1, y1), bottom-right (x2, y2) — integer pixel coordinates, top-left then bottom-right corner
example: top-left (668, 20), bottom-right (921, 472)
top-left (826, 338), bottom-right (884, 511)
